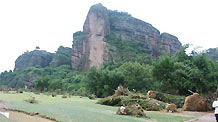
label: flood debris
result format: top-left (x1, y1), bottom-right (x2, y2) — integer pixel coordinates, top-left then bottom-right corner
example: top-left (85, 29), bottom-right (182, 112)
top-left (97, 86), bottom-right (167, 111)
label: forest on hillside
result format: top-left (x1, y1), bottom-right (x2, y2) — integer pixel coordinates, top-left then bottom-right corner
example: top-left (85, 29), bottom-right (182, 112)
top-left (0, 45), bottom-right (217, 97)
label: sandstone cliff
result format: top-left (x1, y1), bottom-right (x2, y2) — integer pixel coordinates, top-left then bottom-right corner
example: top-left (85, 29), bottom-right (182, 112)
top-left (72, 3), bottom-right (182, 71)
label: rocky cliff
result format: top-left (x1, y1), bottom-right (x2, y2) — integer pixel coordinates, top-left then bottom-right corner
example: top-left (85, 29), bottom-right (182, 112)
top-left (72, 3), bottom-right (182, 71)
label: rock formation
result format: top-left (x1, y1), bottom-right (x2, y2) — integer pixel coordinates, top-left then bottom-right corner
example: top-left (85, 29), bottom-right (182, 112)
top-left (72, 3), bottom-right (182, 71)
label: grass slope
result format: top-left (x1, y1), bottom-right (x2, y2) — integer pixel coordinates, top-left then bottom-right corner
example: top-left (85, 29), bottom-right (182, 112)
top-left (0, 92), bottom-right (193, 122)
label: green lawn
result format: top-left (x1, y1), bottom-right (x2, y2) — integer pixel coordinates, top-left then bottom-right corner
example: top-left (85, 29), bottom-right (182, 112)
top-left (0, 92), bottom-right (194, 122)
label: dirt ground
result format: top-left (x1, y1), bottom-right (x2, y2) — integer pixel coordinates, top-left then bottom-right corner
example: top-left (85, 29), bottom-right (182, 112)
top-left (184, 112), bottom-right (216, 122)
top-left (9, 111), bottom-right (54, 122)
top-left (0, 100), bottom-right (54, 122)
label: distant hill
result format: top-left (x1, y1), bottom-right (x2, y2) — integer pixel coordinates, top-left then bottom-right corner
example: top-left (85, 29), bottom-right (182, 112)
top-left (14, 46), bottom-right (72, 70)
top-left (15, 49), bottom-right (53, 70)
top-left (205, 48), bottom-right (218, 62)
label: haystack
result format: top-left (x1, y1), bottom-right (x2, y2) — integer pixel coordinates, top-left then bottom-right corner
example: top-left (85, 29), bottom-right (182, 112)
top-left (183, 93), bottom-right (207, 111)
top-left (165, 104), bottom-right (177, 112)
top-left (147, 90), bottom-right (156, 99)
top-left (25, 97), bottom-right (38, 104)
top-left (116, 104), bottom-right (146, 117)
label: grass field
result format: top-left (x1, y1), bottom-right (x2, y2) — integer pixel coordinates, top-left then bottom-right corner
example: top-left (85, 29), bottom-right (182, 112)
top-left (0, 92), bottom-right (194, 122)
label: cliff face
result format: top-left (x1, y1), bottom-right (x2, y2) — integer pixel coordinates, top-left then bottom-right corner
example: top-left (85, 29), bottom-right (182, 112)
top-left (72, 4), bottom-right (110, 71)
top-left (160, 33), bottom-right (182, 54)
top-left (72, 3), bottom-right (182, 71)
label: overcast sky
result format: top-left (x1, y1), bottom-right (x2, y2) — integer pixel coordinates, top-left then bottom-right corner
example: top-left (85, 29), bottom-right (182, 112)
top-left (0, 0), bottom-right (217, 73)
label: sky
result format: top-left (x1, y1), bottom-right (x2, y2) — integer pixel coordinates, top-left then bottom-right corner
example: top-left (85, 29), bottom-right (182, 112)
top-left (0, 0), bottom-right (217, 73)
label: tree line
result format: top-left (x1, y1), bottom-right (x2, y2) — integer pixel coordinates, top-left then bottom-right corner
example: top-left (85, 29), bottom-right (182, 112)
top-left (0, 46), bottom-right (217, 97)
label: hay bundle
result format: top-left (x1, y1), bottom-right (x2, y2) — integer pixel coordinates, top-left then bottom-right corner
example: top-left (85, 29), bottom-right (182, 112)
top-left (114, 85), bottom-right (129, 96)
top-left (117, 104), bottom-right (146, 117)
top-left (183, 93), bottom-right (207, 111)
top-left (25, 97), bottom-right (38, 104)
top-left (147, 90), bottom-right (156, 99)
top-left (62, 95), bottom-right (67, 98)
top-left (165, 104), bottom-right (177, 112)
top-left (88, 94), bottom-right (97, 100)
top-left (52, 94), bottom-right (57, 97)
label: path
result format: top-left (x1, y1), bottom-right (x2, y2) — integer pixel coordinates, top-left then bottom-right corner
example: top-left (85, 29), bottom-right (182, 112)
top-left (185, 112), bottom-right (216, 122)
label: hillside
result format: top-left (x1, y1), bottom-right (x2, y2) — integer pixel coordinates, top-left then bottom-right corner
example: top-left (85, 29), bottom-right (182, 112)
top-left (15, 46), bottom-right (72, 70)
top-left (72, 3), bottom-right (182, 71)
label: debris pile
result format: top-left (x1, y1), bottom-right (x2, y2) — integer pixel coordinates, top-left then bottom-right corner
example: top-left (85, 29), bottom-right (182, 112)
top-left (116, 104), bottom-right (146, 117)
top-left (97, 86), bottom-right (167, 111)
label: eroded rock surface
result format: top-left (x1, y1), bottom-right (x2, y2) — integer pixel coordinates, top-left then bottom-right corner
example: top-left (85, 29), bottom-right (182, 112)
top-left (72, 3), bottom-right (182, 71)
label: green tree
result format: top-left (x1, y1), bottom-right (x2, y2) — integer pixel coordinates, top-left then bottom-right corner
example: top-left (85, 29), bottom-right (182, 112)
top-left (119, 62), bottom-right (152, 91)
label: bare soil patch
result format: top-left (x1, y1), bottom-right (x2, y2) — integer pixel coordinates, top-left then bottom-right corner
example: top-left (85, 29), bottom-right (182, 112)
top-left (0, 100), bottom-right (56, 122)
top-left (9, 111), bottom-right (54, 122)
top-left (184, 112), bottom-right (216, 122)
